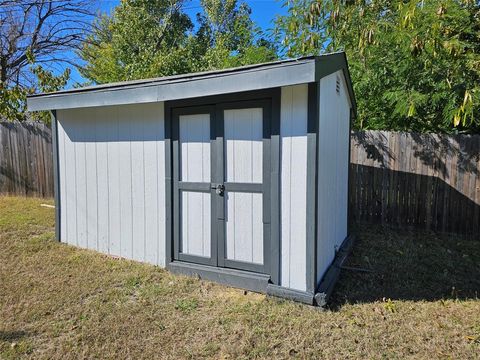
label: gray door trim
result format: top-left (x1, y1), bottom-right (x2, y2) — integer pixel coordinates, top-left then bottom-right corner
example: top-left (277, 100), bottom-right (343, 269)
top-left (171, 105), bottom-right (217, 267)
top-left (164, 89), bottom-right (281, 285)
top-left (224, 183), bottom-right (262, 192)
top-left (306, 82), bottom-right (319, 293)
top-left (268, 89), bottom-right (281, 285)
top-left (165, 104), bottom-right (173, 266)
top-left (177, 182), bottom-right (211, 191)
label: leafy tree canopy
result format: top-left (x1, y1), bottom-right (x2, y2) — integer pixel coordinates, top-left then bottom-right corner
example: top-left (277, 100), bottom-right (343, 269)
top-left (276, 0), bottom-right (480, 133)
top-left (79, 0), bottom-right (277, 84)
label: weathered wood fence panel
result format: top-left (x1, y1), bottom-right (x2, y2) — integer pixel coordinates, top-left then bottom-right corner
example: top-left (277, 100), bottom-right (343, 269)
top-left (350, 131), bottom-right (480, 237)
top-left (1, 124), bottom-right (478, 237)
top-left (0, 122), bottom-right (53, 197)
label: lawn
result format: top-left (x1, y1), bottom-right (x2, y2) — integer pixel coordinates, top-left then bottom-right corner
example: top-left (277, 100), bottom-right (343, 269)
top-left (0, 196), bottom-right (479, 359)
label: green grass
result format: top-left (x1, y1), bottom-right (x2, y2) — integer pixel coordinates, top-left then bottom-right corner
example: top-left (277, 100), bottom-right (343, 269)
top-left (0, 196), bottom-right (479, 359)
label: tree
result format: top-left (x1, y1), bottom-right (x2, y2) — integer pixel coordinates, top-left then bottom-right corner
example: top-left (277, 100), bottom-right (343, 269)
top-left (0, 60), bottom-right (70, 122)
top-left (276, 0), bottom-right (480, 133)
top-left (195, 0), bottom-right (277, 70)
top-left (0, 0), bottom-right (94, 121)
top-left (78, 0), bottom-right (277, 84)
top-left (0, 0), bottom-right (92, 87)
top-left (79, 0), bottom-right (195, 83)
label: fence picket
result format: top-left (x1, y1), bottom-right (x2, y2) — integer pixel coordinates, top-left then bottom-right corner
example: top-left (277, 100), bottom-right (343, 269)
top-left (0, 122), bottom-right (52, 197)
top-left (350, 130), bottom-right (480, 237)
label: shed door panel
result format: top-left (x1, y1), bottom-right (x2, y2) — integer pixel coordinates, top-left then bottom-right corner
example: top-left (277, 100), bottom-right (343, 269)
top-left (171, 101), bottom-right (271, 274)
top-left (180, 114), bottom-right (211, 182)
top-left (224, 108), bottom-right (263, 183)
top-left (223, 108), bottom-right (264, 266)
top-left (181, 191), bottom-right (211, 257)
top-left (225, 191), bottom-right (263, 264)
top-left (173, 107), bottom-right (216, 266)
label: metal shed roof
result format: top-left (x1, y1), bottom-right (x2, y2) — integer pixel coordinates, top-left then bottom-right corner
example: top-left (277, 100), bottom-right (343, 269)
top-left (27, 52), bottom-right (356, 113)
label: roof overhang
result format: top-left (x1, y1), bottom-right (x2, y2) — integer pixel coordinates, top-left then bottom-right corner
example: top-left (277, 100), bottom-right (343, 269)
top-left (27, 52), bottom-right (357, 116)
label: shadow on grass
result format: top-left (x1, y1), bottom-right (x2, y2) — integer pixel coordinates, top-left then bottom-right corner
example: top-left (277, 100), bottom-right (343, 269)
top-left (329, 224), bottom-right (480, 309)
top-left (0, 330), bottom-right (33, 342)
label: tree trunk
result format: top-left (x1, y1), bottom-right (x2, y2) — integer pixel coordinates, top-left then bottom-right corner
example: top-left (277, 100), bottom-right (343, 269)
top-left (0, 56), bottom-right (7, 86)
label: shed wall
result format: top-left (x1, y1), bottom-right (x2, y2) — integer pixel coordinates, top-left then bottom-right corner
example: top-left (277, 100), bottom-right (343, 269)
top-left (316, 71), bottom-right (351, 283)
top-left (280, 84), bottom-right (308, 291)
top-left (56, 88), bottom-right (311, 291)
top-left (57, 103), bottom-right (166, 266)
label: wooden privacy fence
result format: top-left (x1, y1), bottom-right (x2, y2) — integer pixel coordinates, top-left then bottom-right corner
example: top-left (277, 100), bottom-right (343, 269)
top-left (350, 131), bottom-right (480, 237)
top-left (0, 123), bottom-right (479, 237)
top-left (0, 121), bottom-right (53, 197)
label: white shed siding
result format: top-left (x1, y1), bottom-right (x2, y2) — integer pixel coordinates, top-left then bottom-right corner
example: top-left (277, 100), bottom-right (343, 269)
top-left (280, 84), bottom-right (308, 291)
top-left (57, 102), bottom-right (166, 266)
top-left (316, 71), bottom-right (351, 282)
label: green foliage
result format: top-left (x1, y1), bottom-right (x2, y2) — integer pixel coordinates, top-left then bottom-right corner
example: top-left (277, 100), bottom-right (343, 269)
top-left (79, 0), bottom-right (277, 84)
top-left (1, 62), bottom-right (70, 124)
top-left (195, 0), bottom-right (277, 70)
top-left (276, 0), bottom-right (480, 133)
top-left (79, 0), bottom-right (195, 82)
top-left (0, 86), bottom-right (26, 122)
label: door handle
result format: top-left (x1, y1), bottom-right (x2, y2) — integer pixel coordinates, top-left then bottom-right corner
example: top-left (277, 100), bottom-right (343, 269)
top-left (211, 183), bottom-right (225, 196)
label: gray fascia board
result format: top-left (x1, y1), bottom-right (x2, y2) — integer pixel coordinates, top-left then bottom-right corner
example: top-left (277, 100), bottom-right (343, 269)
top-left (27, 60), bottom-right (316, 111)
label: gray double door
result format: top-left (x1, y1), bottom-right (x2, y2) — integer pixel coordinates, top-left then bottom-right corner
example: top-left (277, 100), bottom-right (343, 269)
top-left (172, 100), bottom-right (271, 274)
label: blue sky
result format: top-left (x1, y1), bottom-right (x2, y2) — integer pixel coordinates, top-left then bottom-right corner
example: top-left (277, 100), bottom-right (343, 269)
top-left (66, 0), bottom-right (287, 87)
top-left (98, 0), bottom-right (286, 29)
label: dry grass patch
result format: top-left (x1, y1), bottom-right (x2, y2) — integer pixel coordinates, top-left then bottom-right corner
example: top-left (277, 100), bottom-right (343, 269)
top-left (0, 196), bottom-right (479, 359)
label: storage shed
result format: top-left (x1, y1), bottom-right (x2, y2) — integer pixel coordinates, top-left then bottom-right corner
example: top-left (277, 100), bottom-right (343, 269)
top-left (27, 52), bottom-right (356, 305)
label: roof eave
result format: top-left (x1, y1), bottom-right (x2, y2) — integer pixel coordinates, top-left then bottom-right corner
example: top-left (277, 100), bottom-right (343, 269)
top-left (27, 58), bottom-right (317, 111)
top-left (27, 53), bottom-right (357, 115)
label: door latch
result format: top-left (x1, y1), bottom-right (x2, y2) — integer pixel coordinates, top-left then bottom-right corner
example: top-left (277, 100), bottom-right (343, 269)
top-left (211, 183), bottom-right (225, 196)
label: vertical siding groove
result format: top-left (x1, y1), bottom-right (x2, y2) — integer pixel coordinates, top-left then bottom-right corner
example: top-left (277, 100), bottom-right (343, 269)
top-left (156, 124), bottom-right (160, 265)
top-left (334, 88), bottom-right (339, 248)
top-left (250, 111), bottom-right (254, 262)
top-left (74, 126), bottom-right (78, 246)
top-left (106, 115), bottom-right (110, 254)
top-left (116, 111), bottom-right (122, 256)
top-left (201, 113), bottom-right (205, 256)
top-left (287, 87), bottom-right (294, 287)
top-left (117, 114), bottom-right (122, 256)
top-left (232, 112), bottom-right (236, 259)
top-left (85, 127), bottom-right (88, 249)
top-left (63, 122), bottom-right (68, 243)
top-left (130, 134), bottom-right (134, 258)
top-left (143, 127), bottom-right (146, 261)
top-left (95, 135), bottom-right (99, 251)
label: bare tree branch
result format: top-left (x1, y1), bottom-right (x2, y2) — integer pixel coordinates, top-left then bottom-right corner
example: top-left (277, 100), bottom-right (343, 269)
top-left (0, 0), bottom-right (95, 87)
